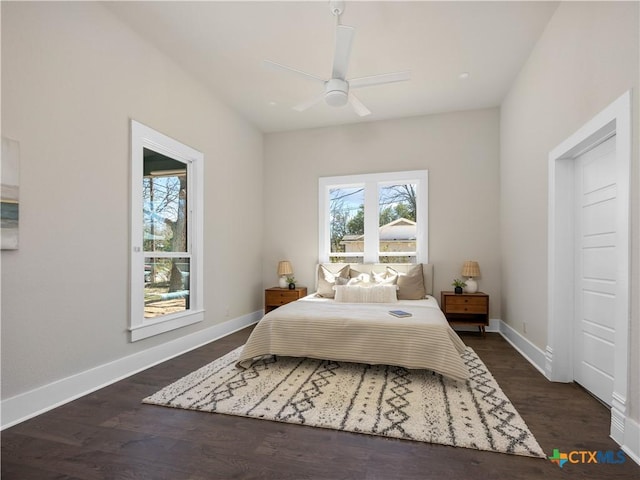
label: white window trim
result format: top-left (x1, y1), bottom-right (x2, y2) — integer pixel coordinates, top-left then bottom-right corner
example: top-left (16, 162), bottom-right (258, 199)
top-left (319, 170), bottom-right (428, 264)
top-left (130, 120), bottom-right (204, 342)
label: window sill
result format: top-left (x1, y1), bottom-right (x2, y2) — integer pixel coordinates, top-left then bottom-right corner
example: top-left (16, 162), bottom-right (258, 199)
top-left (129, 309), bottom-right (204, 342)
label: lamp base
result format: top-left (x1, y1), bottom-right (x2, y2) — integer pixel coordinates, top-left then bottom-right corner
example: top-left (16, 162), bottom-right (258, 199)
top-left (278, 276), bottom-right (288, 288)
top-left (464, 278), bottom-right (478, 293)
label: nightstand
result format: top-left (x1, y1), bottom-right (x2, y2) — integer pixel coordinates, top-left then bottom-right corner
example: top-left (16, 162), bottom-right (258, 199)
top-left (440, 291), bottom-right (489, 335)
top-left (265, 287), bottom-right (307, 313)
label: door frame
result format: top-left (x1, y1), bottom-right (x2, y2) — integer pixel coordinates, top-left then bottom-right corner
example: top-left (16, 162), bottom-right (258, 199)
top-left (547, 91), bottom-right (631, 444)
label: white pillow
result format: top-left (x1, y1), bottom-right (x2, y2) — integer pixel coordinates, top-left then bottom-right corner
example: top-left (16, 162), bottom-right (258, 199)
top-left (372, 270), bottom-right (398, 286)
top-left (347, 273), bottom-right (372, 286)
top-left (334, 284), bottom-right (398, 303)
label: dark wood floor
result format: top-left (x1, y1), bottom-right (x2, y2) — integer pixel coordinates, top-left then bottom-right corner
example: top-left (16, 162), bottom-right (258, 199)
top-left (2, 327), bottom-right (639, 479)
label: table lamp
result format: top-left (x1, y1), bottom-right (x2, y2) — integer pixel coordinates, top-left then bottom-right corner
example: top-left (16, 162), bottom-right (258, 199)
top-left (277, 261), bottom-right (293, 288)
top-left (461, 261), bottom-right (480, 293)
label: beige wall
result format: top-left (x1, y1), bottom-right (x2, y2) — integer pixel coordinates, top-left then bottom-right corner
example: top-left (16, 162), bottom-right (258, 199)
top-left (500, 1), bottom-right (639, 419)
top-left (263, 108), bottom-right (501, 316)
top-left (1, 2), bottom-right (264, 399)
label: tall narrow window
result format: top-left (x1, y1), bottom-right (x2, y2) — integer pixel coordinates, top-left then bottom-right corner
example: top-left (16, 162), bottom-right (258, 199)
top-left (329, 185), bottom-right (365, 263)
top-left (378, 182), bottom-right (417, 263)
top-left (130, 121), bottom-right (204, 341)
top-left (319, 170), bottom-right (427, 264)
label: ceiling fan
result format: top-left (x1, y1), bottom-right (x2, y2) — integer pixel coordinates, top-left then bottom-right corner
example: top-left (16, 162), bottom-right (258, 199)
top-left (264, 0), bottom-right (410, 117)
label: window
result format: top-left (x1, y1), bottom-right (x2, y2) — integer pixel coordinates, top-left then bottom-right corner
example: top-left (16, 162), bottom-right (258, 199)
top-left (130, 120), bottom-right (204, 341)
top-left (319, 170), bottom-right (428, 264)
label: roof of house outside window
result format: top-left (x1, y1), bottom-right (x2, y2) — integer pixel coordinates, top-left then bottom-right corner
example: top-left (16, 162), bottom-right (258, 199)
top-left (340, 218), bottom-right (416, 243)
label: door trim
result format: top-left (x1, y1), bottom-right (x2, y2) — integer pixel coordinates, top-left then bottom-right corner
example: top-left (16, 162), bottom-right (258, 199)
top-left (547, 91), bottom-right (631, 445)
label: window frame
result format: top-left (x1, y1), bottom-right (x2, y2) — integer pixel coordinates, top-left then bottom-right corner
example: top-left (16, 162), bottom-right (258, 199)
top-left (130, 120), bottom-right (204, 341)
top-left (318, 170), bottom-right (428, 264)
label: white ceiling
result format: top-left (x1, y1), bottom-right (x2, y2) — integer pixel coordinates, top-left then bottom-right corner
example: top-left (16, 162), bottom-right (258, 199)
top-left (106, 1), bottom-right (559, 133)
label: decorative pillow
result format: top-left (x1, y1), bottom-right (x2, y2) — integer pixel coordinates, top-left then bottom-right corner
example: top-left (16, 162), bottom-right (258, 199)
top-left (317, 265), bottom-right (350, 298)
top-left (334, 284), bottom-right (398, 303)
top-left (372, 270), bottom-right (398, 286)
top-left (387, 264), bottom-right (425, 300)
top-left (348, 272), bottom-right (372, 285)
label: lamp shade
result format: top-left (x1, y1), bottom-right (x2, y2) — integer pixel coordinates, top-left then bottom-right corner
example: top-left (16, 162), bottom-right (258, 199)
top-left (277, 260), bottom-right (293, 277)
top-left (461, 261), bottom-right (480, 278)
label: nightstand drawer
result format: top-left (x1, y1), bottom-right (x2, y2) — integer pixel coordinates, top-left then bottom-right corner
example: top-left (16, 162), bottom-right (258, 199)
top-left (444, 303), bottom-right (487, 314)
top-left (445, 296), bottom-right (487, 306)
top-left (444, 296), bottom-right (488, 314)
top-left (265, 290), bottom-right (300, 305)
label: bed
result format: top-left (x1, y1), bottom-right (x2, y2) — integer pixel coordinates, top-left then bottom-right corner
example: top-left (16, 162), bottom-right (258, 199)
top-left (237, 263), bottom-right (469, 382)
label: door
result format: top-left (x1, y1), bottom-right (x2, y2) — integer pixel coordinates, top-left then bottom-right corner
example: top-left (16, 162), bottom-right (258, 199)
top-left (573, 135), bottom-right (617, 406)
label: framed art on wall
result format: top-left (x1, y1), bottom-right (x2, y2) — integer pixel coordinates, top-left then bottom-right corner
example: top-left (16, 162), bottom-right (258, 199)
top-left (1, 137), bottom-right (20, 250)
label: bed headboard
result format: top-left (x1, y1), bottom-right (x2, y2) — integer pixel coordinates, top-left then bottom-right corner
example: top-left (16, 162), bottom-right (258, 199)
top-left (315, 263), bottom-right (434, 296)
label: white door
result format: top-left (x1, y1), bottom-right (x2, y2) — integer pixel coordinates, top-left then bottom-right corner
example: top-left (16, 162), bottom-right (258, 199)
top-left (573, 135), bottom-right (617, 406)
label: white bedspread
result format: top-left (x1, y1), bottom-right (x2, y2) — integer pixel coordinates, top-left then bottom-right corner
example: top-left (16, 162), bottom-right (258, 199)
top-left (237, 295), bottom-right (469, 381)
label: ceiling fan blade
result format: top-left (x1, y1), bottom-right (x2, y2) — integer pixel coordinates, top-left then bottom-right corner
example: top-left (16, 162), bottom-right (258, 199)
top-left (348, 92), bottom-right (371, 117)
top-left (263, 60), bottom-right (325, 84)
top-left (349, 71), bottom-right (411, 89)
top-left (293, 92), bottom-right (326, 112)
top-left (331, 25), bottom-right (355, 80)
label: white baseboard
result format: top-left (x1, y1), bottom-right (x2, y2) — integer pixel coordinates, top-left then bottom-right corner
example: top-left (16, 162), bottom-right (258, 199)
top-left (498, 320), bottom-right (546, 376)
top-left (497, 319), bottom-right (640, 466)
top-left (621, 416), bottom-right (640, 466)
top-left (1, 311), bottom-right (261, 430)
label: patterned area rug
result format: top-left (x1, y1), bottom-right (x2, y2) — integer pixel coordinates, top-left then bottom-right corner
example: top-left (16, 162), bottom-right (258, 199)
top-left (143, 346), bottom-right (545, 458)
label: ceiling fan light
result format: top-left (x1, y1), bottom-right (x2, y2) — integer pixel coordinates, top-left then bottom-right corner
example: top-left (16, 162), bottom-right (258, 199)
top-left (325, 78), bottom-right (349, 107)
top-left (325, 90), bottom-right (349, 107)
